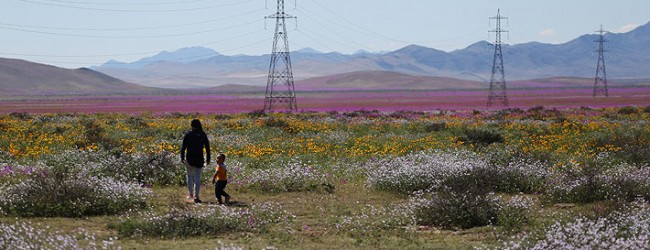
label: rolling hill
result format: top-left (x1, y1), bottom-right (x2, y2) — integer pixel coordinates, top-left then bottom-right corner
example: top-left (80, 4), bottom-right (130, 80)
top-left (296, 71), bottom-right (485, 91)
top-left (0, 58), bottom-right (166, 96)
top-left (206, 71), bottom-right (637, 94)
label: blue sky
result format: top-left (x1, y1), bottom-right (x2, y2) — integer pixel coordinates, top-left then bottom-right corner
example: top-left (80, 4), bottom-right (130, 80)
top-left (1, 0), bottom-right (648, 68)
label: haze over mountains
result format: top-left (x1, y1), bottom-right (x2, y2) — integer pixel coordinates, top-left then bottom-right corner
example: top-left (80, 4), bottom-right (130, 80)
top-left (93, 21), bottom-right (650, 89)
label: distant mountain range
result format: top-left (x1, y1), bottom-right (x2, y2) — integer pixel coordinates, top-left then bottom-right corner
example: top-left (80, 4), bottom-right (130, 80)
top-left (1, 22), bottom-right (648, 97)
top-left (93, 21), bottom-right (650, 89)
top-left (1, 58), bottom-right (647, 97)
top-left (0, 58), bottom-right (165, 96)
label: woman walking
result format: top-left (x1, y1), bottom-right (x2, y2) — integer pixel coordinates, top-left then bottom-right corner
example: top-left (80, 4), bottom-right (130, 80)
top-left (180, 119), bottom-right (211, 203)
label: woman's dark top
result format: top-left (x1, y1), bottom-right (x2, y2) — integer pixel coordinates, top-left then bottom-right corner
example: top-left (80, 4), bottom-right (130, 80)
top-left (180, 130), bottom-right (211, 168)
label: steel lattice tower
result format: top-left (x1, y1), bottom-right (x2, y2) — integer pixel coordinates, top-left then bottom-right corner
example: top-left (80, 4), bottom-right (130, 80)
top-left (593, 25), bottom-right (609, 97)
top-left (264, 0), bottom-right (297, 112)
top-left (487, 9), bottom-right (509, 107)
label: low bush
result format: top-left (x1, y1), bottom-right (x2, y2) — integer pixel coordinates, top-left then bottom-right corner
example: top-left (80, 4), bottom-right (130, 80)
top-left (604, 166), bottom-right (650, 200)
top-left (241, 160), bottom-right (335, 193)
top-left (458, 127), bottom-right (505, 146)
top-left (0, 163), bottom-right (151, 217)
top-left (36, 150), bottom-right (184, 186)
top-left (0, 221), bottom-right (117, 250)
top-left (77, 118), bottom-right (121, 151)
top-left (546, 154), bottom-right (650, 203)
top-left (493, 195), bottom-right (535, 233)
top-left (335, 204), bottom-right (416, 237)
top-left (410, 190), bottom-right (499, 230)
top-left (525, 106), bottom-right (565, 121)
top-left (335, 193), bottom-right (534, 233)
top-left (367, 150), bottom-right (484, 194)
top-left (492, 201), bottom-right (650, 249)
top-left (618, 106), bottom-right (639, 115)
top-left (410, 191), bottom-right (535, 231)
top-left (491, 161), bottom-right (549, 194)
top-left (592, 127), bottom-right (650, 165)
top-left (113, 202), bottom-right (294, 238)
top-left (262, 117), bottom-right (289, 128)
top-left (366, 150), bottom-right (548, 195)
top-left (424, 122), bottom-right (447, 132)
top-left (367, 150), bottom-right (542, 231)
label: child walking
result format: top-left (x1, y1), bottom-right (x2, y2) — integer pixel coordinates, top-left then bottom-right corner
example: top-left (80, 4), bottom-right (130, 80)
top-left (212, 154), bottom-right (231, 205)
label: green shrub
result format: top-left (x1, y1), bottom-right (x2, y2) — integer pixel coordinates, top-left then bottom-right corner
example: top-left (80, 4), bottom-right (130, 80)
top-left (76, 118), bottom-right (121, 150)
top-left (9, 112), bottom-right (31, 121)
top-left (262, 117), bottom-right (289, 128)
top-left (458, 128), bottom-right (505, 146)
top-left (410, 192), bottom-right (535, 231)
top-left (113, 202), bottom-right (294, 238)
top-left (366, 150), bottom-right (548, 195)
top-left (246, 109), bottom-right (266, 118)
top-left (424, 122), bottom-right (447, 132)
top-left (33, 150), bottom-right (184, 186)
top-left (494, 195), bottom-right (535, 233)
top-left (618, 106), bottom-right (639, 115)
top-left (241, 161), bottom-right (335, 193)
top-left (492, 201), bottom-right (650, 249)
top-left (547, 154), bottom-right (650, 203)
top-left (335, 204), bottom-right (416, 237)
top-left (546, 154), bottom-right (613, 203)
top-left (411, 190), bottom-right (498, 230)
top-left (0, 221), bottom-right (117, 249)
top-left (592, 128), bottom-right (650, 166)
top-left (388, 110), bottom-right (425, 119)
top-left (0, 163), bottom-right (150, 217)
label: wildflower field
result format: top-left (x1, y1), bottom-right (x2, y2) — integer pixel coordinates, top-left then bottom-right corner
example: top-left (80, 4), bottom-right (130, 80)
top-left (0, 106), bottom-right (649, 249)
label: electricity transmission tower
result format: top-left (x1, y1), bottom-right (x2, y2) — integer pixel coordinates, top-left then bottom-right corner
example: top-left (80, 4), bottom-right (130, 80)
top-left (487, 9), bottom-right (509, 107)
top-left (264, 0), bottom-right (298, 112)
top-left (593, 25), bottom-right (609, 97)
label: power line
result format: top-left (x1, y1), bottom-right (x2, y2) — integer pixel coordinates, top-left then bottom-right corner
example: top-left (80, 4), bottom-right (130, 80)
top-left (14, 0), bottom-right (255, 12)
top-left (0, 50), bottom-right (161, 58)
top-left (292, 14), bottom-right (371, 51)
top-left (37, 0), bottom-right (215, 6)
top-left (291, 32), bottom-right (378, 72)
top-left (102, 37), bottom-right (271, 65)
top-left (330, 0), bottom-right (483, 42)
top-left (0, 8), bottom-right (265, 31)
top-left (11, 36), bottom-right (272, 66)
top-left (291, 38), bottom-right (377, 73)
top-left (0, 18), bottom-right (263, 38)
top-left (213, 37), bottom-right (271, 54)
top-left (295, 29), bottom-right (363, 54)
top-left (299, 1), bottom-right (483, 50)
top-left (301, 1), bottom-right (411, 45)
top-left (0, 27), bottom-right (267, 66)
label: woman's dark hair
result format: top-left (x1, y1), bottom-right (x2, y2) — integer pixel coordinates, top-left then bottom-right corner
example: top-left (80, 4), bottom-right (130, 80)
top-left (190, 119), bottom-right (203, 132)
